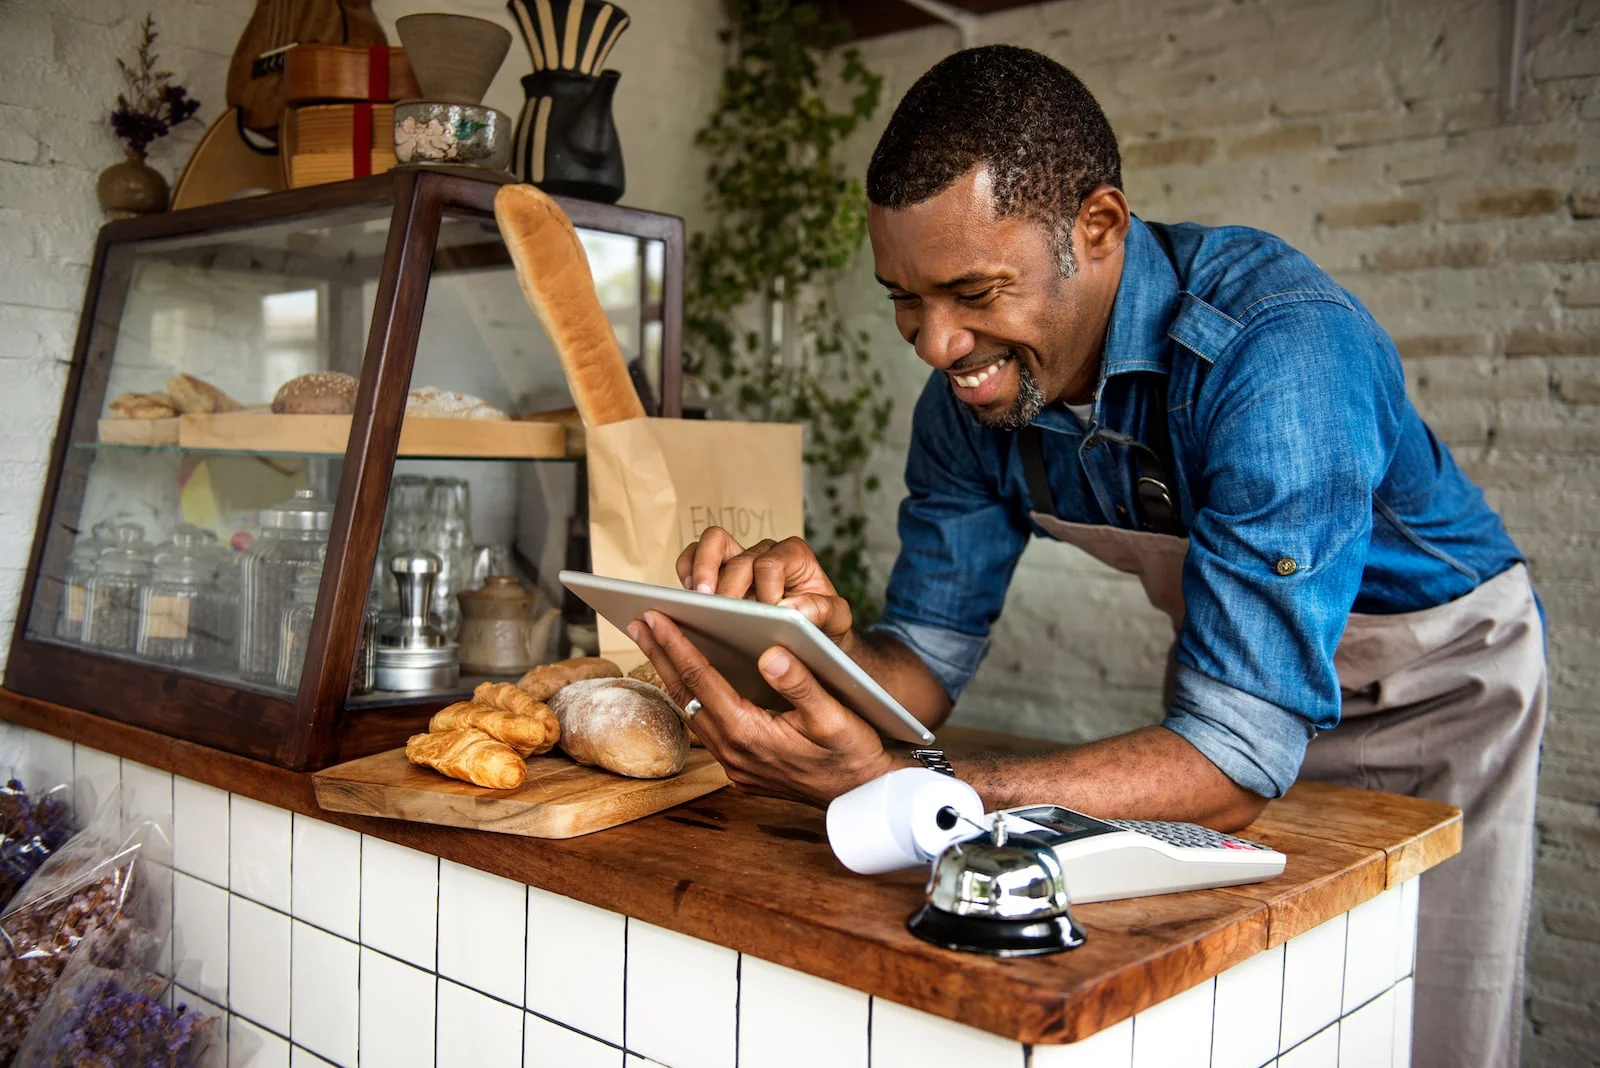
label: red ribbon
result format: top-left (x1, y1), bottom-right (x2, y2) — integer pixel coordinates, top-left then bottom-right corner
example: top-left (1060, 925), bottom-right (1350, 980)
top-left (350, 46), bottom-right (391, 178)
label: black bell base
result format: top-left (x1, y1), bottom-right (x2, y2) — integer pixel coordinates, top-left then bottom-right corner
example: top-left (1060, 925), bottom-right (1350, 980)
top-left (907, 903), bottom-right (1086, 957)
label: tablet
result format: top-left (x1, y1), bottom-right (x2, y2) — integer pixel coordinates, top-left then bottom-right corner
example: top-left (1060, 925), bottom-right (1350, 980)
top-left (558, 570), bottom-right (936, 745)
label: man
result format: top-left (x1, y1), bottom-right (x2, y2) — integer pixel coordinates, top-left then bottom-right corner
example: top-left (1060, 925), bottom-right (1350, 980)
top-left (629, 46), bottom-right (1543, 1068)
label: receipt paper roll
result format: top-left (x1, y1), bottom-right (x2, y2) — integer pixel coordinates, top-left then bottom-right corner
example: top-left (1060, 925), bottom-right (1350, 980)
top-left (826, 767), bottom-right (986, 875)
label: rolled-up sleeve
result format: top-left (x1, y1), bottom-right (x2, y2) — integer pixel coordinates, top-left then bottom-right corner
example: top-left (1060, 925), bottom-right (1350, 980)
top-left (874, 373), bottom-right (1030, 702)
top-left (1170, 299), bottom-right (1405, 796)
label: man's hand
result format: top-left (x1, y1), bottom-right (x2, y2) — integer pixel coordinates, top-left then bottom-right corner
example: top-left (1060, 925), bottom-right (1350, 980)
top-left (628, 610), bottom-right (899, 807)
top-left (677, 528), bottom-right (854, 647)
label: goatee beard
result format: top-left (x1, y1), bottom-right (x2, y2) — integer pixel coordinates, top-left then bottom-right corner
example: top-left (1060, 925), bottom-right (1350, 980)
top-left (966, 359), bottom-right (1047, 431)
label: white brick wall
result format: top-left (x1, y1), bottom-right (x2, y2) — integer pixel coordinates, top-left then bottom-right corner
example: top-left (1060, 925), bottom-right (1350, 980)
top-left (839, 2), bottom-right (1598, 1062)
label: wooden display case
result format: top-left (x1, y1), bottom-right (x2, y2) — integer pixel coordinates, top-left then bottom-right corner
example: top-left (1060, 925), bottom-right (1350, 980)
top-left (5, 168), bottom-right (684, 770)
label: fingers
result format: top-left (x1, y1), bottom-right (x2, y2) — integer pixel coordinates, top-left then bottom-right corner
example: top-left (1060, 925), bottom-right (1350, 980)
top-left (676, 527), bottom-right (747, 594)
top-left (632, 611), bottom-right (755, 748)
top-left (713, 539), bottom-right (778, 599)
top-left (757, 645), bottom-right (853, 744)
top-left (777, 592), bottom-right (854, 645)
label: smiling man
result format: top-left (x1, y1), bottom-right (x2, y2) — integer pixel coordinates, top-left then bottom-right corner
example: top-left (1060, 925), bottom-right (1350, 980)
top-left (630, 46), bottom-right (1544, 1068)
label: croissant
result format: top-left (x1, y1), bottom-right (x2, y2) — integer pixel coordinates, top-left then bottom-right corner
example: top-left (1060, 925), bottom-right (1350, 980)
top-left (406, 728), bottom-right (526, 790)
top-left (430, 699), bottom-right (558, 757)
top-left (474, 681), bottom-right (545, 719)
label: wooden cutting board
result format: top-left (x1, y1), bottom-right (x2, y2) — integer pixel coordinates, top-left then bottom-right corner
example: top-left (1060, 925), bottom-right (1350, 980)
top-left (313, 747), bottom-right (729, 839)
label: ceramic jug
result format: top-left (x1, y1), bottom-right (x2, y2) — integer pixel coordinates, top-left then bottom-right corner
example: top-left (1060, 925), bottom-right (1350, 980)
top-left (456, 576), bottom-right (560, 676)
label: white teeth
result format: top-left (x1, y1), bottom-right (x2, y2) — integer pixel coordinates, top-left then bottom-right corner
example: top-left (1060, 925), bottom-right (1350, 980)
top-left (953, 358), bottom-right (1007, 389)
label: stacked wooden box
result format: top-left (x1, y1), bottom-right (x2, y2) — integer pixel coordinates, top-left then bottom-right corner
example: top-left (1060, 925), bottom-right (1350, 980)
top-left (278, 44), bottom-right (422, 188)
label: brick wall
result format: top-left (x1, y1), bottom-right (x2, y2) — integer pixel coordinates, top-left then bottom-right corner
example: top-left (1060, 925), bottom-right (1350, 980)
top-left (839, 0), bottom-right (1598, 1062)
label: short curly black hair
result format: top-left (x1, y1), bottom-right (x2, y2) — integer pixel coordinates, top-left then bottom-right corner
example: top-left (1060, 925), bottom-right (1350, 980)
top-left (866, 45), bottom-right (1121, 274)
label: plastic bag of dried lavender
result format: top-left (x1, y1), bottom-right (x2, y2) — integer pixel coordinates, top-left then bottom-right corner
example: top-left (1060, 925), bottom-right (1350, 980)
top-left (0, 789), bottom-right (163, 1065)
top-left (13, 927), bottom-right (215, 1067)
top-left (0, 781), bottom-right (73, 912)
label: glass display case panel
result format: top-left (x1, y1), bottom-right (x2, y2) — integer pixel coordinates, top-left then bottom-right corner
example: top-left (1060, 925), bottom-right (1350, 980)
top-left (347, 208), bottom-right (666, 704)
top-left (24, 205), bottom-right (393, 698)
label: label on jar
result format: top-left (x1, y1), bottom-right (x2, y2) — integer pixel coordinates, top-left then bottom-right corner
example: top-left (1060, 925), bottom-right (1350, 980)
top-left (143, 595), bottom-right (191, 640)
top-left (66, 585), bottom-right (86, 623)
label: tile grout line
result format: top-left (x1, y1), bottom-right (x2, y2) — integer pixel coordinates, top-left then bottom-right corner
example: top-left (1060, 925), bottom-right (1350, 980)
top-left (434, 853), bottom-right (442, 1068)
top-left (521, 883), bottom-right (530, 1068)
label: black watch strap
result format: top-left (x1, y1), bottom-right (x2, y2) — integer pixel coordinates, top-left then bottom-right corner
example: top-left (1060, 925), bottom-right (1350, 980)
top-left (910, 748), bottom-right (955, 776)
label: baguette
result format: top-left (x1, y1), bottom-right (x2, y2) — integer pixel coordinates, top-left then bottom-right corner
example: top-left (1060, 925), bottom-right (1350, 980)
top-left (428, 700), bottom-right (558, 757)
top-left (516, 656), bottom-right (622, 703)
top-left (493, 184), bottom-right (646, 427)
top-left (406, 727), bottom-right (526, 789)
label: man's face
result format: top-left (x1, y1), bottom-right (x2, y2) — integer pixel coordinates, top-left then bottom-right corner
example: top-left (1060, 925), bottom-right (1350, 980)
top-left (869, 167), bottom-right (1117, 428)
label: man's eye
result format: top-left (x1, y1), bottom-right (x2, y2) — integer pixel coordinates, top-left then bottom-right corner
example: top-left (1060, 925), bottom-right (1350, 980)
top-left (888, 293), bottom-right (917, 305)
top-left (956, 289), bottom-right (993, 305)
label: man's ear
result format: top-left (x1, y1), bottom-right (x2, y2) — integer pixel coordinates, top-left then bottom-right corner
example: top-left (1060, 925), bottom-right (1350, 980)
top-left (1077, 185), bottom-right (1130, 262)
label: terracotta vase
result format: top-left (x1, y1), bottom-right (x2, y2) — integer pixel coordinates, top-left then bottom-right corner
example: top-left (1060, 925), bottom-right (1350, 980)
top-left (394, 13), bottom-right (512, 104)
top-left (96, 150), bottom-right (168, 216)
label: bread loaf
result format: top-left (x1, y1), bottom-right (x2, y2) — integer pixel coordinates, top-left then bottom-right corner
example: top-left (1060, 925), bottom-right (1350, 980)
top-left (272, 371), bottom-right (359, 414)
top-left (406, 386), bottom-right (506, 420)
top-left (428, 699), bottom-right (558, 757)
top-left (493, 184), bottom-right (646, 427)
top-left (547, 677), bottom-right (689, 779)
top-left (406, 727), bottom-right (526, 789)
top-left (516, 656), bottom-right (622, 703)
top-left (166, 373), bottom-right (241, 414)
top-left (108, 392), bottom-right (177, 419)
top-left (627, 661), bottom-right (701, 746)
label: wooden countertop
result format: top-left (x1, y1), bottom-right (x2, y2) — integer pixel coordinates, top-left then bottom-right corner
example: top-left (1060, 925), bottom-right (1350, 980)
top-left (0, 689), bottom-right (1461, 1045)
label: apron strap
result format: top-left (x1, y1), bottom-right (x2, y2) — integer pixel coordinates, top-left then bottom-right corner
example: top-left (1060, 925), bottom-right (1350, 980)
top-left (1019, 425), bottom-right (1056, 516)
top-left (1019, 405), bottom-right (1186, 536)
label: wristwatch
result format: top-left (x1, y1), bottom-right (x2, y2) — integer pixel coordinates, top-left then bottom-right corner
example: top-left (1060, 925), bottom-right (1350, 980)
top-left (910, 748), bottom-right (956, 777)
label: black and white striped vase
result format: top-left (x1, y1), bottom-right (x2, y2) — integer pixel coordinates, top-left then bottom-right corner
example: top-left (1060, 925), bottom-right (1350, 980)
top-left (506, 0), bottom-right (629, 202)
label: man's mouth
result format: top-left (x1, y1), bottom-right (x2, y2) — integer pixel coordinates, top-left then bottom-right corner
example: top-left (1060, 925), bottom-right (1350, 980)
top-left (948, 352), bottom-right (1017, 405)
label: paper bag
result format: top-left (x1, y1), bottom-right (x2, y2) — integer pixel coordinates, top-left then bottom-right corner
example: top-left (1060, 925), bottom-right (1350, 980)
top-left (587, 417), bottom-right (805, 666)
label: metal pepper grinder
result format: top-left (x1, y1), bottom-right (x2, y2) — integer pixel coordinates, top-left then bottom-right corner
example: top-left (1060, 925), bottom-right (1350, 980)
top-left (374, 550), bottom-right (460, 692)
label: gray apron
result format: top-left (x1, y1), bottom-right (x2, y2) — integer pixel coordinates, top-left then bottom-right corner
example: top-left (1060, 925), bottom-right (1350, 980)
top-left (1029, 512), bottom-right (1544, 1068)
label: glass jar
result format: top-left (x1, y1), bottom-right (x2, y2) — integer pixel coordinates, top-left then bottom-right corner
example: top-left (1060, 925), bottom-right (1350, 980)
top-left (56, 519), bottom-right (117, 642)
top-left (83, 523), bottom-right (151, 653)
top-left (375, 474), bottom-right (431, 612)
top-left (136, 530), bottom-right (215, 665)
top-left (277, 549), bottom-right (380, 695)
top-left (276, 550), bottom-right (324, 690)
top-left (239, 489), bottom-right (332, 685)
top-left (424, 476), bottom-right (472, 640)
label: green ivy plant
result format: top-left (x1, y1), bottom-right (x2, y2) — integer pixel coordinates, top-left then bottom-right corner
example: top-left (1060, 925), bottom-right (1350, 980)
top-left (686, 0), bottom-right (891, 623)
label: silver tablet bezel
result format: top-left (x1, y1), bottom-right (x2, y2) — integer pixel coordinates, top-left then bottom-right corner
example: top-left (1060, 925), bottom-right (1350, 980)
top-left (558, 570), bottom-right (936, 745)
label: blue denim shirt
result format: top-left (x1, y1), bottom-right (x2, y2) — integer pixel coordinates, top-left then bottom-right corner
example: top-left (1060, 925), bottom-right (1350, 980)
top-left (872, 217), bottom-right (1524, 798)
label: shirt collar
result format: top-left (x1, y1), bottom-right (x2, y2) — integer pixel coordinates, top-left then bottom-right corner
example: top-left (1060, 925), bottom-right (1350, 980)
top-left (1099, 216), bottom-right (1181, 379)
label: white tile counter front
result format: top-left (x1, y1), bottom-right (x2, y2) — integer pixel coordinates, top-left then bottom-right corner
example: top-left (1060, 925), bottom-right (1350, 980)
top-left (3, 723), bottom-right (1423, 1068)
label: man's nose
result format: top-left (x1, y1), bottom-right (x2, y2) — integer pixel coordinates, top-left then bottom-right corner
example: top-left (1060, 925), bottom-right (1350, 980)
top-left (913, 305), bottom-right (976, 369)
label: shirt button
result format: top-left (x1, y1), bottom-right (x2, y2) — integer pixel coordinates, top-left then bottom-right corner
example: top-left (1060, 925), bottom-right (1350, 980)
top-left (1275, 557), bottom-right (1298, 576)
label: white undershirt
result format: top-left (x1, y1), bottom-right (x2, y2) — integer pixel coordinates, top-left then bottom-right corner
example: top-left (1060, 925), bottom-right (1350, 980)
top-left (1063, 401), bottom-right (1094, 426)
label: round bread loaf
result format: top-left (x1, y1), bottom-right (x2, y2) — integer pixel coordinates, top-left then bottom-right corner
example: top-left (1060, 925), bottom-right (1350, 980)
top-left (547, 677), bottom-right (689, 779)
top-left (272, 371), bottom-right (360, 414)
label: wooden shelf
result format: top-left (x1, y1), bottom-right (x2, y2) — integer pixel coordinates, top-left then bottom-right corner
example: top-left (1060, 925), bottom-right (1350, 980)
top-left (94, 412), bottom-right (571, 459)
